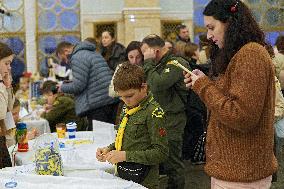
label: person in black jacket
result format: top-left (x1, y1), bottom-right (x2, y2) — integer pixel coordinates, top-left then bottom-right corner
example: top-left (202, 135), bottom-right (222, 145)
top-left (100, 30), bottom-right (126, 73)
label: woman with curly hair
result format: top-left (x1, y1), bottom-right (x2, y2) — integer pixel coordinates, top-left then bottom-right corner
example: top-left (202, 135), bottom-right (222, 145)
top-left (184, 0), bottom-right (277, 188)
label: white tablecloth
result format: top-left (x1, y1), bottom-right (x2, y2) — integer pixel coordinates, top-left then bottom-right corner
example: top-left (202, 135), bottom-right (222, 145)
top-left (0, 164), bottom-right (146, 189)
top-left (23, 118), bottom-right (51, 135)
top-left (3, 126), bottom-right (146, 189)
top-left (10, 131), bottom-right (113, 167)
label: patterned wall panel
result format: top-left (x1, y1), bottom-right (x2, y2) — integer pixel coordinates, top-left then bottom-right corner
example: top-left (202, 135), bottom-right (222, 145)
top-left (193, 0), bottom-right (284, 45)
top-left (93, 22), bottom-right (116, 40)
top-left (0, 0), bottom-right (26, 78)
top-left (161, 21), bottom-right (182, 42)
top-left (193, 0), bottom-right (209, 43)
top-left (36, 0), bottom-right (81, 66)
top-left (244, 0), bottom-right (284, 45)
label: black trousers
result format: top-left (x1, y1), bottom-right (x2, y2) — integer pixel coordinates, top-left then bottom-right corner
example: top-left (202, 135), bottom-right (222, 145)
top-left (86, 103), bottom-right (119, 131)
top-left (0, 136), bottom-right (12, 169)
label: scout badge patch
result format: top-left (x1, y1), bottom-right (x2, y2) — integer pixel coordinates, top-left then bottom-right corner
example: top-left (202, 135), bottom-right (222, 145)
top-left (152, 107), bottom-right (164, 118)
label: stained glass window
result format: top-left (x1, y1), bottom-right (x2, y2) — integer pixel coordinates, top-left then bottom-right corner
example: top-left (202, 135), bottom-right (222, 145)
top-left (0, 0), bottom-right (26, 81)
top-left (240, 0), bottom-right (284, 45)
top-left (193, 0), bottom-right (210, 43)
top-left (194, 0), bottom-right (284, 45)
top-left (36, 0), bottom-right (81, 66)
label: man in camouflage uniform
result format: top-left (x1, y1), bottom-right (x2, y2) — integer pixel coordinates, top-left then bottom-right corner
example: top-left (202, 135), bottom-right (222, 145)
top-left (41, 80), bottom-right (87, 132)
top-left (141, 34), bottom-right (189, 189)
top-left (96, 63), bottom-right (168, 189)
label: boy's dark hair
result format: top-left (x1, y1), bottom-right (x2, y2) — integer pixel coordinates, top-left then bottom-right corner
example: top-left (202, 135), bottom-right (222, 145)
top-left (13, 98), bottom-right (20, 109)
top-left (176, 24), bottom-right (187, 32)
top-left (41, 80), bottom-right (58, 94)
top-left (142, 34), bottom-right (165, 48)
top-left (275, 35), bottom-right (284, 53)
top-left (55, 41), bottom-right (73, 56)
top-left (113, 62), bottom-right (146, 91)
top-left (0, 42), bottom-right (13, 60)
top-left (204, 0), bottom-right (273, 76)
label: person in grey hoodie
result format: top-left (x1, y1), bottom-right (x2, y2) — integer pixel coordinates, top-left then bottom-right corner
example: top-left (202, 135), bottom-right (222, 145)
top-left (57, 40), bottom-right (117, 130)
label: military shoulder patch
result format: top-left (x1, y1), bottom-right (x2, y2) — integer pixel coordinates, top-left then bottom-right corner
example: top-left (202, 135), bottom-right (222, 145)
top-left (167, 60), bottom-right (179, 66)
top-left (152, 107), bottom-right (164, 118)
top-left (164, 68), bottom-right (170, 73)
top-left (53, 100), bottom-right (59, 106)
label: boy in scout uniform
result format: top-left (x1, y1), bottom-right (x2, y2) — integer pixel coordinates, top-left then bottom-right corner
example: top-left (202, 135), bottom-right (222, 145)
top-left (41, 80), bottom-right (87, 132)
top-left (96, 63), bottom-right (168, 189)
top-left (141, 34), bottom-right (189, 189)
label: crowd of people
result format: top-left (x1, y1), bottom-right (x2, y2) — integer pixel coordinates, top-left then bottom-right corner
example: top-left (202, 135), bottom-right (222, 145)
top-left (1, 0), bottom-right (284, 188)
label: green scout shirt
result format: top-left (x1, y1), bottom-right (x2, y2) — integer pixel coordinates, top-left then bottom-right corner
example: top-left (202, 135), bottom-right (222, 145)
top-left (108, 93), bottom-right (168, 189)
top-left (41, 95), bottom-right (87, 132)
top-left (143, 52), bottom-right (190, 140)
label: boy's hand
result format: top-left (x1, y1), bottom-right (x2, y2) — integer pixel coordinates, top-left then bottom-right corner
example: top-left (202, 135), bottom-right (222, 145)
top-left (27, 128), bottom-right (39, 140)
top-left (44, 104), bottom-right (53, 113)
top-left (96, 147), bottom-right (110, 162)
top-left (56, 84), bottom-right (62, 93)
top-left (105, 150), bottom-right (126, 164)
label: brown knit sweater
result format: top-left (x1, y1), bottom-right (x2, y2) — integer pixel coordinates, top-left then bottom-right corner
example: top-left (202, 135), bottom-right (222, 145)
top-left (192, 42), bottom-right (278, 182)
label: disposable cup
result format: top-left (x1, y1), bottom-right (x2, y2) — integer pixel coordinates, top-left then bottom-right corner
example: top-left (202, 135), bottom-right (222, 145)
top-left (56, 123), bottom-right (66, 139)
top-left (66, 122), bottom-right (77, 139)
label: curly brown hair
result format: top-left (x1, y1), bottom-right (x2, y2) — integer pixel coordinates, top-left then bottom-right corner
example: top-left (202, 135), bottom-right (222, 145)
top-left (203, 0), bottom-right (273, 76)
top-left (113, 62), bottom-right (146, 91)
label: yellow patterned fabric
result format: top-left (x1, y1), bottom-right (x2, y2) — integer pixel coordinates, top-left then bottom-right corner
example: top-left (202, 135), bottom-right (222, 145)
top-left (115, 106), bottom-right (141, 151)
top-left (35, 146), bottom-right (63, 176)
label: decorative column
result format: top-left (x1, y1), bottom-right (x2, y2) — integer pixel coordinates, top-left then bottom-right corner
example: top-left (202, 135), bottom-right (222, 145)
top-left (123, 0), bottom-right (161, 45)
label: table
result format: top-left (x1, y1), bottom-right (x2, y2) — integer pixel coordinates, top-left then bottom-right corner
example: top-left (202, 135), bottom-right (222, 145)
top-left (10, 131), bottom-right (112, 166)
top-left (23, 118), bottom-right (51, 135)
top-left (0, 164), bottom-right (146, 189)
top-left (3, 128), bottom-right (146, 189)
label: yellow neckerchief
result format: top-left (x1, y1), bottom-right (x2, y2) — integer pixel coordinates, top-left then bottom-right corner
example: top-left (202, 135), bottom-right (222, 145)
top-left (115, 106), bottom-right (141, 151)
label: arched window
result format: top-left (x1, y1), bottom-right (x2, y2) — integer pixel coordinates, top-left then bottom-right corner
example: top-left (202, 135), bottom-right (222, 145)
top-left (0, 0), bottom-right (26, 83)
top-left (36, 0), bottom-right (81, 66)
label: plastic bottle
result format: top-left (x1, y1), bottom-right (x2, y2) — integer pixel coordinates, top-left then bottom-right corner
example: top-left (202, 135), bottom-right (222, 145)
top-left (16, 123), bottom-right (29, 152)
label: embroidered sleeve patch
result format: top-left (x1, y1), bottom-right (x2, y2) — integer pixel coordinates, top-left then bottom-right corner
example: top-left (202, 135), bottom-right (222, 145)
top-left (152, 107), bottom-right (164, 118)
top-left (159, 128), bottom-right (167, 137)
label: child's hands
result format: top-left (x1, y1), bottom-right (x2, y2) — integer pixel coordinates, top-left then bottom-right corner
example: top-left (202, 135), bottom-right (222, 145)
top-left (27, 128), bottom-right (39, 140)
top-left (105, 150), bottom-right (126, 164)
top-left (43, 104), bottom-right (53, 113)
top-left (96, 147), bottom-right (110, 162)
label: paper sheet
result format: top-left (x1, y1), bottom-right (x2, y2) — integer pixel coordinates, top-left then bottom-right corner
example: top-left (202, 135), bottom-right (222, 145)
top-left (4, 111), bottom-right (16, 130)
